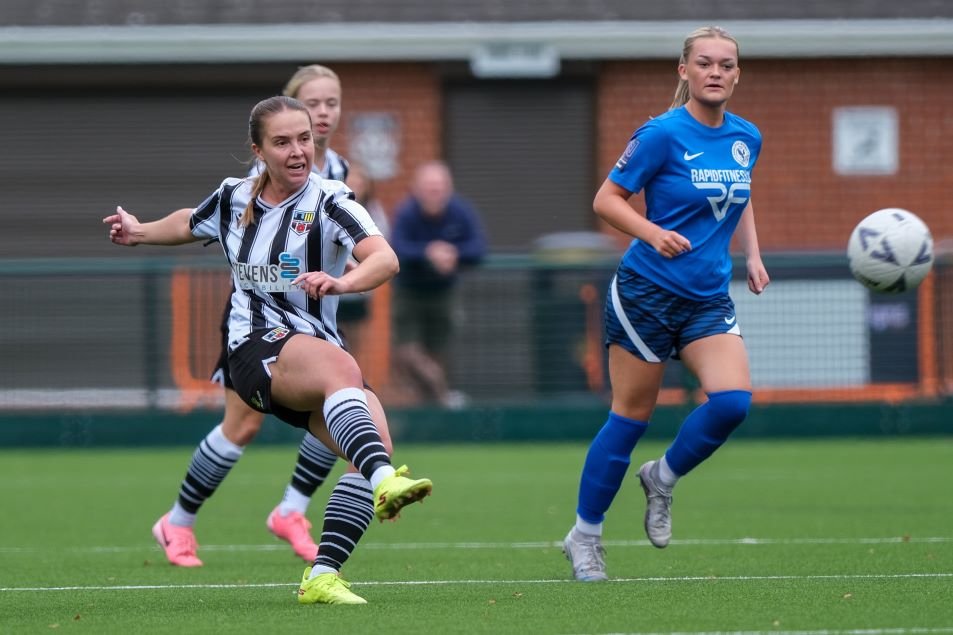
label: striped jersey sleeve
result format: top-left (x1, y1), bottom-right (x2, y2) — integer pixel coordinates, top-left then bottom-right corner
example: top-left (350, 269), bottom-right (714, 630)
top-left (322, 181), bottom-right (381, 247)
top-left (189, 177), bottom-right (245, 240)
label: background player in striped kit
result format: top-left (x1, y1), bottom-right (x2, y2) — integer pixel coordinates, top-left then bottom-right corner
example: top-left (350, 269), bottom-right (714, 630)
top-left (148, 65), bottom-right (386, 571)
top-left (105, 96), bottom-right (431, 605)
top-left (562, 26), bottom-right (770, 582)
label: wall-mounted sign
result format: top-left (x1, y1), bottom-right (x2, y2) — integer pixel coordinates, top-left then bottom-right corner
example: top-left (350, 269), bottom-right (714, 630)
top-left (470, 42), bottom-right (560, 78)
top-left (832, 106), bottom-right (898, 176)
top-left (348, 113), bottom-right (400, 180)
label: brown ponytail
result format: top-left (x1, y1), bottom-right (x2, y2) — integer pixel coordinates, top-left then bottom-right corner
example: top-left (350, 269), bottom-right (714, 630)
top-left (240, 169), bottom-right (269, 227)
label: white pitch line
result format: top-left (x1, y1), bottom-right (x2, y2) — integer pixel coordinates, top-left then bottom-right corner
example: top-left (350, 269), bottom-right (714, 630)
top-left (586, 630), bottom-right (953, 635)
top-left (2, 572), bottom-right (952, 593)
top-left (0, 536), bottom-right (950, 555)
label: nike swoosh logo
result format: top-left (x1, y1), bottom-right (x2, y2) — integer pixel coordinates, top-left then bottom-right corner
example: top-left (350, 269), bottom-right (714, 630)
top-left (724, 316), bottom-right (737, 325)
top-left (684, 151), bottom-right (704, 161)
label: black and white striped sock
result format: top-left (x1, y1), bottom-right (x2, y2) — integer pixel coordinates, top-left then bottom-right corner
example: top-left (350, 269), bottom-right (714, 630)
top-left (170, 423), bottom-right (243, 526)
top-left (322, 388), bottom-right (390, 482)
top-left (278, 433), bottom-right (338, 516)
top-left (311, 473), bottom-right (374, 574)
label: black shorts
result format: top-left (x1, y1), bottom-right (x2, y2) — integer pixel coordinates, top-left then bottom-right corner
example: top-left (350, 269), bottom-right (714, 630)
top-left (227, 327), bottom-right (312, 429)
top-left (213, 295), bottom-right (366, 392)
top-left (211, 298), bottom-right (234, 389)
top-left (227, 327), bottom-right (375, 431)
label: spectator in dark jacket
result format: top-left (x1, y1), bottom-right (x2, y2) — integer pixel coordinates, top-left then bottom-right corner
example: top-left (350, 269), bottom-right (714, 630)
top-left (390, 160), bottom-right (487, 407)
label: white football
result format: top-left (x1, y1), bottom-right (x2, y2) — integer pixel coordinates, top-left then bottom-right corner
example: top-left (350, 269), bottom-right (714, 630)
top-left (847, 208), bottom-right (934, 293)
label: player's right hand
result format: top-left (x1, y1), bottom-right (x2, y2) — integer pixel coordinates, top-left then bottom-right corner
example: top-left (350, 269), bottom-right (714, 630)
top-left (103, 206), bottom-right (140, 246)
top-left (650, 228), bottom-right (691, 258)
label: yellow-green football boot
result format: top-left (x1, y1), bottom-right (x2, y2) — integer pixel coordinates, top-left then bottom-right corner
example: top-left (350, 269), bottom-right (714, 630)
top-left (297, 568), bottom-right (367, 605)
top-left (373, 465), bottom-right (433, 521)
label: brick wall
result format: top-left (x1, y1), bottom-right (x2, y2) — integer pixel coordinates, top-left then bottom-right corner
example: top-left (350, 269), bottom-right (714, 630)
top-left (597, 58), bottom-right (953, 251)
top-left (336, 57), bottom-right (951, 253)
top-left (333, 63), bottom-right (442, 215)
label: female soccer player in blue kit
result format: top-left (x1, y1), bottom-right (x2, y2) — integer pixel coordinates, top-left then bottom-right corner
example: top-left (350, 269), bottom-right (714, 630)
top-left (563, 26), bottom-right (770, 581)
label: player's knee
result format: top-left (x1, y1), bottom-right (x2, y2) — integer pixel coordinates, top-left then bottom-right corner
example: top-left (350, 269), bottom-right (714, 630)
top-left (222, 408), bottom-right (265, 445)
top-left (321, 345), bottom-right (363, 388)
top-left (706, 390), bottom-right (751, 425)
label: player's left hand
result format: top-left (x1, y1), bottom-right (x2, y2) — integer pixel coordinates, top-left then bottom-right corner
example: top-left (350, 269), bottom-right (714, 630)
top-left (293, 271), bottom-right (351, 299)
top-left (746, 258), bottom-right (770, 294)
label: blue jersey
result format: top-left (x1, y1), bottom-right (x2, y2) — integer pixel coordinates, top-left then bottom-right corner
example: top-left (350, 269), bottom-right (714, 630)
top-left (610, 106), bottom-right (761, 300)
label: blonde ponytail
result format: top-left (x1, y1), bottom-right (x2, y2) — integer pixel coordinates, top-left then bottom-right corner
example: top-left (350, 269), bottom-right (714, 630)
top-left (669, 79), bottom-right (691, 110)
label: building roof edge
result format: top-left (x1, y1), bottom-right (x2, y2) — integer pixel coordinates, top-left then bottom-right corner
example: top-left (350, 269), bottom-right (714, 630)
top-left (1, 19), bottom-right (951, 64)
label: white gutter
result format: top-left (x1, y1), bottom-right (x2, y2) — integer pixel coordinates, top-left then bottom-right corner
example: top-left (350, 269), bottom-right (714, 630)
top-left (0, 19), bottom-right (951, 64)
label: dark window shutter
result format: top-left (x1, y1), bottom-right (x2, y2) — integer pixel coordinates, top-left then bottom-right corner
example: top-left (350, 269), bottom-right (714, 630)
top-left (444, 79), bottom-right (596, 251)
top-left (1, 92), bottom-right (254, 258)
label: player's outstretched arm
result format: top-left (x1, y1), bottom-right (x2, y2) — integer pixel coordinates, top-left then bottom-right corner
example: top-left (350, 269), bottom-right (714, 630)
top-left (103, 206), bottom-right (199, 247)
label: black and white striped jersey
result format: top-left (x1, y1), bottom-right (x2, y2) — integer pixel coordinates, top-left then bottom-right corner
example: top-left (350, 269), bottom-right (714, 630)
top-left (248, 148), bottom-right (350, 182)
top-left (189, 173), bottom-right (380, 352)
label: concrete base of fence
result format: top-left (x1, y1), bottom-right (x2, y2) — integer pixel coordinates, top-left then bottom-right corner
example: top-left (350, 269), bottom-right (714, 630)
top-left (0, 398), bottom-right (950, 447)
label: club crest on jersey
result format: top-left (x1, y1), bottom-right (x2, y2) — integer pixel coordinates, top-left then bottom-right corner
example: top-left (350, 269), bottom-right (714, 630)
top-left (290, 209), bottom-right (315, 235)
top-left (732, 140), bottom-right (751, 168)
top-left (615, 138), bottom-right (639, 170)
top-left (262, 326), bottom-right (291, 343)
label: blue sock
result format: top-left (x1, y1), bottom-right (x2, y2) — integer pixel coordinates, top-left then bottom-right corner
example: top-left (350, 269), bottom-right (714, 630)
top-left (576, 412), bottom-right (648, 524)
top-left (664, 390), bottom-right (751, 476)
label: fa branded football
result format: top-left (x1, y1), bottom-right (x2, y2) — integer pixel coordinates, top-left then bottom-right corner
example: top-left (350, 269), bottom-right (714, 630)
top-left (847, 208), bottom-right (934, 293)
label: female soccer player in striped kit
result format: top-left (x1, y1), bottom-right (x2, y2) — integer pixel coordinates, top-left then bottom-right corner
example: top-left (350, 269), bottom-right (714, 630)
top-left (563, 26), bottom-right (770, 582)
top-left (105, 95), bottom-right (432, 604)
top-left (148, 65), bottom-right (382, 579)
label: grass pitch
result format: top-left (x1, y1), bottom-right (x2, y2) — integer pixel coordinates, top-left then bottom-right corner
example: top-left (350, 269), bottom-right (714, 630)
top-left (1, 437), bottom-right (951, 634)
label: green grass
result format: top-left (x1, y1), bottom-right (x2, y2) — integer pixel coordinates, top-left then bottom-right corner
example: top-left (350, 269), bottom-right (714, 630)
top-left (1, 438), bottom-right (952, 634)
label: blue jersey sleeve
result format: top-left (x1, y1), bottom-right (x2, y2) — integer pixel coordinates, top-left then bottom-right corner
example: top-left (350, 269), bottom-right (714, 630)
top-left (607, 119), bottom-right (669, 194)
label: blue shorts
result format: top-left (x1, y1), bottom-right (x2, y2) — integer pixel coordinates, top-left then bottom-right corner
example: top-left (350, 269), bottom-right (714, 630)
top-left (604, 264), bottom-right (740, 363)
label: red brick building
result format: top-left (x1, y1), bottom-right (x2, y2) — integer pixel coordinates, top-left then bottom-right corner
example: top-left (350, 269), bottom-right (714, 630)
top-left (2, 2), bottom-right (951, 256)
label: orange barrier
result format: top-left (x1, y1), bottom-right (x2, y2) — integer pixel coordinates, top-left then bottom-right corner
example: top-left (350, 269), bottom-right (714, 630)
top-left (169, 269), bottom-right (230, 411)
top-left (938, 266), bottom-right (953, 394)
top-left (168, 267), bottom-right (948, 410)
top-left (917, 272), bottom-right (939, 398)
top-left (579, 283), bottom-right (605, 393)
top-left (753, 383), bottom-right (924, 405)
top-left (356, 283), bottom-right (392, 390)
